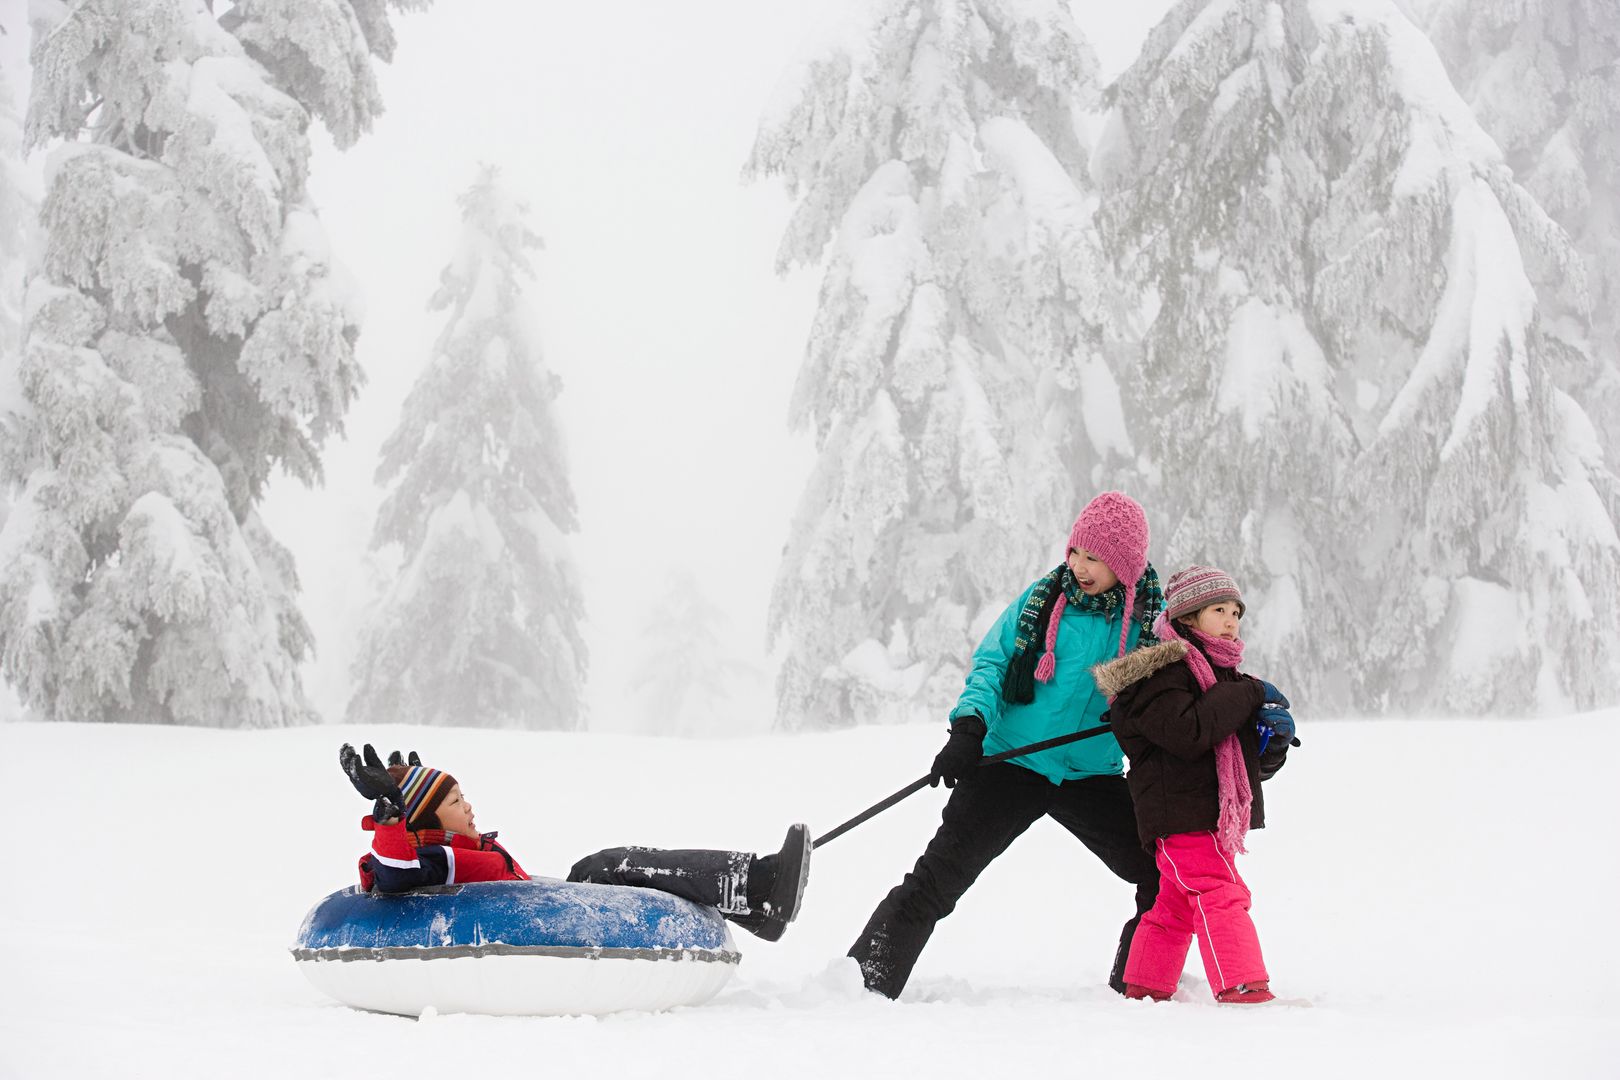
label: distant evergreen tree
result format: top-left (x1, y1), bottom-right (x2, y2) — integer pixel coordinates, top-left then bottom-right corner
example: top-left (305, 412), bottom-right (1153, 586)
top-left (625, 569), bottom-right (757, 737)
top-left (1422, 0), bottom-right (1620, 468)
top-left (1094, 0), bottom-right (1620, 712)
top-left (747, 0), bottom-right (1105, 729)
top-left (0, 0), bottom-right (415, 725)
top-left (347, 166), bottom-right (586, 730)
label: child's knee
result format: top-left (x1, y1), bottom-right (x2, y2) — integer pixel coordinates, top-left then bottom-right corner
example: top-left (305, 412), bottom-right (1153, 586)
top-left (567, 847), bottom-right (629, 883)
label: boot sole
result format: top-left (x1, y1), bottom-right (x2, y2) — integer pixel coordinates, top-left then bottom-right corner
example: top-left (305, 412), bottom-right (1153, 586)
top-left (755, 824), bottom-right (811, 942)
top-left (778, 823), bottom-right (811, 923)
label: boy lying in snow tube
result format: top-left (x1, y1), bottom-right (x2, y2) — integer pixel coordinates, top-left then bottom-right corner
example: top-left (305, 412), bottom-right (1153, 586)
top-left (290, 744), bottom-right (811, 1017)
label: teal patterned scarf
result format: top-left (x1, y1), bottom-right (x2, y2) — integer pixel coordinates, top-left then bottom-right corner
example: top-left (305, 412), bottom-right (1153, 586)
top-left (1002, 562), bottom-right (1162, 705)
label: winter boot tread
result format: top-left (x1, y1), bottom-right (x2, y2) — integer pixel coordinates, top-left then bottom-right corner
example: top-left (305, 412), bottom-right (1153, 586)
top-left (750, 823), bottom-right (811, 942)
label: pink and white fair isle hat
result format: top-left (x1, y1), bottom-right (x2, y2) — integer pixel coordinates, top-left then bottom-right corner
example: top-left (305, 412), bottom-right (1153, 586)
top-left (1163, 565), bottom-right (1244, 623)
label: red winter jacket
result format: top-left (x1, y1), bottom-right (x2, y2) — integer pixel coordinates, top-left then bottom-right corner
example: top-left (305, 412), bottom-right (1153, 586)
top-left (357, 815), bottom-right (529, 893)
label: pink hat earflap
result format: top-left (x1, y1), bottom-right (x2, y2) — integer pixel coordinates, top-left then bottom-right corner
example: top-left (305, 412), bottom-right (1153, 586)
top-left (1036, 590), bottom-right (1068, 683)
top-left (1116, 582), bottom-right (1137, 658)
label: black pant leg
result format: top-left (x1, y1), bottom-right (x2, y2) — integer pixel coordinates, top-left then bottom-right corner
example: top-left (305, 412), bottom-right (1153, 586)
top-left (567, 846), bottom-right (753, 915)
top-left (848, 763), bottom-right (1050, 998)
top-left (1044, 773), bottom-right (1161, 993)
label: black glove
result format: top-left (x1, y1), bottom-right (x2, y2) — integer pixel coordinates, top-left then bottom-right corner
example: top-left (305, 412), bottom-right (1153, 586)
top-left (387, 749), bottom-right (422, 768)
top-left (930, 715), bottom-right (987, 788)
top-left (340, 742), bottom-right (406, 822)
top-left (1257, 734), bottom-right (1301, 781)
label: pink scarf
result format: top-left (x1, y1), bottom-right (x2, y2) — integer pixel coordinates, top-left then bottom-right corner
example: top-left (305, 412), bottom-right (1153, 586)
top-left (1152, 613), bottom-right (1253, 854)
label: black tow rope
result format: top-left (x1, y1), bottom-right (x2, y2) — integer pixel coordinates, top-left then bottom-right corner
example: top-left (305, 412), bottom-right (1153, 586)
top-left (812, 724), bottom-right (1114, 849)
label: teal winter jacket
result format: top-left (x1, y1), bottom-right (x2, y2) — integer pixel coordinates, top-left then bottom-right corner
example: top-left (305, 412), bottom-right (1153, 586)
top-left (949, 581), bottom-right (1145, 784)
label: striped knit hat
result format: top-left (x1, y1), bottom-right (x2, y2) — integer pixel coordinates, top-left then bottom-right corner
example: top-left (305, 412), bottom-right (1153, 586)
top-left (1164, 565), bottom-right (1245, 623)
top-left (387, 764), bottom-right (457, 828)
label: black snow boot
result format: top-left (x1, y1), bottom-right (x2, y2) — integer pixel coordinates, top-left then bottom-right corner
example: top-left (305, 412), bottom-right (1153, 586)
top-left (1109, 911), bottom-right (1146, 994)
top-left (738, 823), bottom-right (811, 942)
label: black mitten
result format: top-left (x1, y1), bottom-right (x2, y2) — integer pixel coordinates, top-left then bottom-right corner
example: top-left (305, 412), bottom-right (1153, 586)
top-left (387, 749), bottom-right (422, 768)
top-left (1257, 735), bottom-right (1301, 781)
top-left (339, 742), bottom-right (406, 821)
top-left (929, 715), bottom-right (988, 788)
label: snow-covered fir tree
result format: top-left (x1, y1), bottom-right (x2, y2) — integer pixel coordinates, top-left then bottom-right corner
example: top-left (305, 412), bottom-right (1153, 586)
top-left (0, 59), bottom-right (24, 348)
top-left (0, 44), bottom-right (30, 719)
top-left (0, 0), bottom-right (413, 726)
top-left (1093, 0), bottom-right (1620, 713)
top-left (221, 0), bottom-right (429, 150)
top-left (0, 56), bottom-right (29, 530)
top-left (1420, 0), bottom-right (1620, 469)
top-left (347, 166), bottom-right (586, 730)
top-left (747, 0), bottom-right (1107, 730)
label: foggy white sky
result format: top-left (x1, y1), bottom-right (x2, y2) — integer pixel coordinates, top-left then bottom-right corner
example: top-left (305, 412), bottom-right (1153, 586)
top-left (0, 1), bottom-right (1176, 729)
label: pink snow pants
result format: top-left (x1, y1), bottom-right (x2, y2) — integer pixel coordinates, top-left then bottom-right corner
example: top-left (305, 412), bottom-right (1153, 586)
top-left (1123, 831), bottom-right (1267, 997)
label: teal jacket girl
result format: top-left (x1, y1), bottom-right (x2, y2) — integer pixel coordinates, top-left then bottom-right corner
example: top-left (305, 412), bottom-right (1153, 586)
top-left (951, 575), bottom-right (1158, 783)
top-left (849, 491), bottom-right (1166, 1002)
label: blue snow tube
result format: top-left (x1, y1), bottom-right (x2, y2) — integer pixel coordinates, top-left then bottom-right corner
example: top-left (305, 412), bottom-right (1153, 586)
top-left (292, 878), bottom-right (740, 1017)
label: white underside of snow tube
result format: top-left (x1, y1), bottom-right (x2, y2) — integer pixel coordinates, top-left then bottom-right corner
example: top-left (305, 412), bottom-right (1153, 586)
top-left (291, 879), bottom-right (742, 1017)
top-left (294, 944), bottom-right (739, 1017)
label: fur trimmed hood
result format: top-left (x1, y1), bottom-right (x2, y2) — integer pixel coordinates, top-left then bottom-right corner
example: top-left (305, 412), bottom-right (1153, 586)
top-left (1091, 639), bottom-right (1188, 699)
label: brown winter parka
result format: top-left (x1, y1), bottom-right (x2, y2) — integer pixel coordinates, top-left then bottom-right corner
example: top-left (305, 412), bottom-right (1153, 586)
top-left (1093, 639), bottom-right (1267, 850)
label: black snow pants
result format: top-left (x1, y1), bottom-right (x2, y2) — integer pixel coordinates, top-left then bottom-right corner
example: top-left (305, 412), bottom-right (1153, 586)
top-left (848, 762), bottom-right (1159, 998)
top-left (567, 846), bottom-right (762, 926)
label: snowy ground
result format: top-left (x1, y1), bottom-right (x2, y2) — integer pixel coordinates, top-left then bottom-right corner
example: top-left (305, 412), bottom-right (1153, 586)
top-left (2, 713), bottom-right (1616, 1079)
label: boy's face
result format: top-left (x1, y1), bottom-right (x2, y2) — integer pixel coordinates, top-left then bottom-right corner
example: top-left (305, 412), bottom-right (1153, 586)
top-left (1185, 601), bottom-right (1242, 641)
top-left (1067, 548), bottom-right (1120, 595)
top-left (436, 784), bottom-right (478, 838)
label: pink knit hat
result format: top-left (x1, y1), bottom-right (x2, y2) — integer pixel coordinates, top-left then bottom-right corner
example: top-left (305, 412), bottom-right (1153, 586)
top-left (1037, 492), bottom-right (1151, 677)
top-left (1164, 565), bottom-right (1244, 623)
top-left (1069, 492), bottom-right (1151, 589)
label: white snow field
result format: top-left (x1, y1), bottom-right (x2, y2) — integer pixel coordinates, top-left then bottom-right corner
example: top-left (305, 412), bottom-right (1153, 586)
top-left (2, 713), bottom-right (1616, 1079)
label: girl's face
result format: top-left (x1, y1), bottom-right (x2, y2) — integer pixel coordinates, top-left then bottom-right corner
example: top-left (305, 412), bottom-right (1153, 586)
top-left (436, 784), bottom-right (478, 839)
top-left (1067, 548), bottom-right (1120, 595)
top-left (1184, 601), bottom-right (1243, 641)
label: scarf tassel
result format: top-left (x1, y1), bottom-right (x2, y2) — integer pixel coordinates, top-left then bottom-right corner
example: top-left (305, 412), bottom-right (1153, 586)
top-left (1214, 739), bottom-right (1251, 855)
top-left (1034, 651), bottom-right (1056, 683)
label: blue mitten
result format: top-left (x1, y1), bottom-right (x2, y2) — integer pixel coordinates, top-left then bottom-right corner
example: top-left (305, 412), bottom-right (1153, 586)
top-left (1254, 682), bottom-right (1294, 755)
top-left (1256, 708), bottom-right (1295, 755)
top-left (1259, 680), bottom-right (1290, 709)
